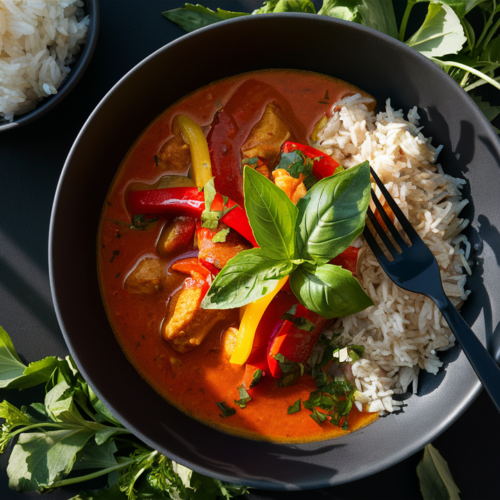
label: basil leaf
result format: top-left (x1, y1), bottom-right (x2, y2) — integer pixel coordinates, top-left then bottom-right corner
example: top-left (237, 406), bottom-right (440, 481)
top-left (244, 166), bottom-right (298, 260)
top-left (417, 443), bottom-right (461, 500)
top-left (201, 248), bottom-right (294, 309)
top-left (406, 3), bottom-right (467, 57)
top-left (274, 353), bottom-right (304, 387)
top-left (162, 4), bottom-right (248, 33)
top-left (234, 385), bottom-right (251, 409)
top-left (255, 0), bottom-right (316, 13)
top-left (281, 306), bottom-right (316, 332)
top-left (290, 263), bottom-right (373, 318)
top-left (216, 402), bottom-right (236, 418)
top-left (288, 399), bottom-right (301, 414)
top-left (249, 369), bottom-right (263, 388)
top-left (296, 161), bottom-right (371, 264)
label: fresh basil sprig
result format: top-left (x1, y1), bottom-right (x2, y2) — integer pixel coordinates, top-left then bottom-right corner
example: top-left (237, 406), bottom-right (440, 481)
top-left (202, 163), bottom-right (373, 318)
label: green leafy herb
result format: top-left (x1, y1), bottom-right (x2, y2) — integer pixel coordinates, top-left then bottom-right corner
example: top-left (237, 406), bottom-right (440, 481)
top-left (201, 248), bottom-right (295, 309)
top-left (405, 3), bottom-right (467, 57)
top-left (0, 326), bottom-right (60, 390)
top-left (249, 369), bottom-right (263, 388)
top-left (234, 385), bottom-right (251, 408)
top-left (274, 150), bottom-right (319, 189)
top-left (242, 156), bottom-right (259, 165)
top-left (212, 227), bottom-right (230, 242)
top-left (201, 177), bottom-right (219, 228)
top-left (274, 353), bottom-right (304, 387)
top-left (216, 402), bottom-right (236, 418)
top-left (290, 263), bottom-right (373, 318)
top-left (417, 443), bottom-right (461, 500)
top-left (296, 161), bottom-right (371, 264)
top-left (0, 328), bottom-right (247, 499)
top-left (244, 165), bottom-right (298, 260)
top-left (162, 3), bottom-right (249, 33)
top-left (154, 155), bottom-right (158, 166)
top-left (309, 407), bottom-right (329, 425)
top-left (109, 250), bottom-right (119, 263)
top-left (281, 305), bottom-right (316, 332)
top-left (287, 399), bottom-right (302, 414)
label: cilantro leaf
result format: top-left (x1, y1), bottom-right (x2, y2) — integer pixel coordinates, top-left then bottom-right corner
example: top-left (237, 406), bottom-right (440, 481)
top-left (249, 369), bottom-right (263, 389)
top-left (288, 399), bottom-right (301, 414)
top-left (216, 402), bottom-right (236, 418)
top-left (234, 385), bottom-right (251, 408)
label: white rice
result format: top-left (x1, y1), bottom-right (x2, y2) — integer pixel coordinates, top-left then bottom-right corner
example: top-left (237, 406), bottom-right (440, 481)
top-left (0, 0), bottom-right (89, 122)
top-left (316, 94), bottom-right (471, 414)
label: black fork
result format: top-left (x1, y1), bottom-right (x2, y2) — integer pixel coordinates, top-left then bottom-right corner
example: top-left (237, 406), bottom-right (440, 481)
top-left (363, 167), bottom-right (500, 412)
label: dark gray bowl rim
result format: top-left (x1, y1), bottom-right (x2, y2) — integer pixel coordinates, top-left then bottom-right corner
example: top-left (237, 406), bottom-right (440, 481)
top-left (0, 0), bottom-right (100, 132)
top-left (49, 12), bottom-right (497, 490)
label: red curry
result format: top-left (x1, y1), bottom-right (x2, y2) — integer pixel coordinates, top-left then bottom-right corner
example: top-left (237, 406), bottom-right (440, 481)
top-left (98, 69), bottom-right (378, 442)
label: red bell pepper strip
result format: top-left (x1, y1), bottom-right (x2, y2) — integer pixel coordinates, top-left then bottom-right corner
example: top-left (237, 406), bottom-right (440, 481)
top-left (128, 187), bottom-right (257, 247)
top-left (245, 291), bottom-right (299, 371)
top-left (199, 259), bottom-right (220, 276)
top-left (171, 257), bottom-right (212, 298)
top-left (267, 304), bottom-right (333, 378)
top-left (282, 141), bottom-right (341, 180)
top-left (330, 246), bottom-right (359, 277)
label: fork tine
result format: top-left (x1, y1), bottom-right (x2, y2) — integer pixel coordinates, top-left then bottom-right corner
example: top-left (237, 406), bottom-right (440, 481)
top-left (362, 222), bottom-right (389, 264)
top-left (370, 188), bottom-right (408, 250)
top-left (366, 206), bottom-right (400, 257)
top-left (370, 167), bottom-right (419, 240)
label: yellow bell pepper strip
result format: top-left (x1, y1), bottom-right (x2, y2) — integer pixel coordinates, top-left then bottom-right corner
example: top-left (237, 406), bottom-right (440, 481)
top-left (230, 276), bottom-right (289, 365)
top-left (173, 114), bottom-right (213, 187)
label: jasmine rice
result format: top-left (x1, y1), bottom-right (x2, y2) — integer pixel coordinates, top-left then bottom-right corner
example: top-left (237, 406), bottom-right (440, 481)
top-left (0, 0), bottom-right (89, 122)
top-left (315, 94), bottom-right (471, 414)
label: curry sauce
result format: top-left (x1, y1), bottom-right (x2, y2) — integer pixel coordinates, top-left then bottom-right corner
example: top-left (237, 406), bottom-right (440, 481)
top-left (98, 69), bottom-right (378, 442)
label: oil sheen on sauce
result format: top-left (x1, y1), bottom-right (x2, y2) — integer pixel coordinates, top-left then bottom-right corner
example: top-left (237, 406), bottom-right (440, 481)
top-left (98, 69), bottom-right (379, 443)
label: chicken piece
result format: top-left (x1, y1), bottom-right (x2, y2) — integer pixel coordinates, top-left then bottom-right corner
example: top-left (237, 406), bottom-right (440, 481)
top-left (272, 169), bottom-right (307, 205)
top-left (157, 216), bottom-right (195, 256)
top-left (241, 102), bottom-right (292, 165)
top-left (157, 134), bottom-right (191, 171)
top-left (163, 284), bottom-right (229, 353)
top-left (124, 257), bottom-right (166, 294)
top-left (197, 223), bottom-right (251, 269)
top-left (221, 326), bottom-right (239, 358)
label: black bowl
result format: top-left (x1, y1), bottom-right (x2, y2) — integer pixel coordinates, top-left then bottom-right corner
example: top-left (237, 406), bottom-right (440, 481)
top-left (0, 0), bottom-right (99, 132)
top-left (49, 14), bottom-right (500, 489)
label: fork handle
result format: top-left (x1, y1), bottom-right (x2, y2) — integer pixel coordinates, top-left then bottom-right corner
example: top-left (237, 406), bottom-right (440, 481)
top-left (430, 292), bottom-right (500, 412)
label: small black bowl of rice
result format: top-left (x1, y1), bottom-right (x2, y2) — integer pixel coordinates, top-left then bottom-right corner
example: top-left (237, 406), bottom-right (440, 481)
top-left (0, 0), bottom-right (99, 132)
top-left (50, 12), bottom-right (500, 490)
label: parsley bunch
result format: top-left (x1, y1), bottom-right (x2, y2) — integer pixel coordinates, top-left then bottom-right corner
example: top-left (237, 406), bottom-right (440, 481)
top-left (0, 327), bottom-right (247, 499)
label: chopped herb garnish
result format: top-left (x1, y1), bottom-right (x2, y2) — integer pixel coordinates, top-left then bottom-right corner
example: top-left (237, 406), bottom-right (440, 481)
top-left (288, 399), bottom-right (301, 414)
top-left (154, 155), bottom-right (159, 166)
top-left (310, 408), bottom-right (329, 425)
top-left (323, 90), bottom-right (330, 100)
top-left (281, 305), bottom-right (315, 332)
top-left (106, 200), bottom-right (112, 206)
top-left (249, 369), bottom-right (263, 389)
top-left (116, 232), bottom-right (121, 238)
top-left (115, 272), bottom-right (120, 279)
top-left (274, 150), bottom-right (319, 190)
top-left (212, 227), bottom-right (230, 243)
top-left (317, 101), bottom-right (329, 105)
top-left (216, 402), bottom-right (236, 418)
top-left (234, 385), bottom-right (251, 409)
top-left (274, 353), bottom-right (304, 388)
top-left (110, 250), bottom-right (119, 263)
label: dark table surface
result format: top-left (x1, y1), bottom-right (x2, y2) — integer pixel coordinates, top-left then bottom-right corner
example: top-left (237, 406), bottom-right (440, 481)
top-left (1, 1), bottom-right (499, 499)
